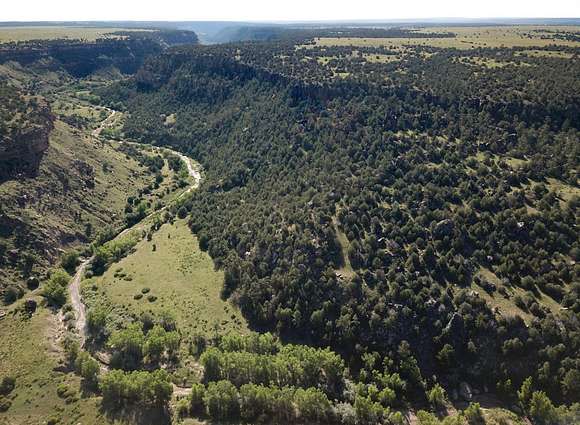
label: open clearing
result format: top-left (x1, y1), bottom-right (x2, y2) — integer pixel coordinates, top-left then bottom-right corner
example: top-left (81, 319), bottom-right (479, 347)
top-left (0, 306), bottom-right (98, 424)
top-left (313, 26), bottom-right (580, 49)
top-left (85, 219), bottom-right (248, 338)
top-left (0, 27), bottom-right (134, 43)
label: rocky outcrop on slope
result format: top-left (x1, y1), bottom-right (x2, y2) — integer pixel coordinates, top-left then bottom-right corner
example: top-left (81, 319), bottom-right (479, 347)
top-left (0, 84), bottom-right (54, 181)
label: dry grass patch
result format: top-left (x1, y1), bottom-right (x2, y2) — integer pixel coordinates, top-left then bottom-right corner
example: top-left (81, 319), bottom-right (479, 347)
top-left (313, 26), bottom-right (580, 50)
top-left (0, 27), bottom-right (132, 43)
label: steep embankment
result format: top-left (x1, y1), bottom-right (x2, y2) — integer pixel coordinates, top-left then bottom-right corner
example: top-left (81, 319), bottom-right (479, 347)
top-left (0, 83), bottom-right (53, 180)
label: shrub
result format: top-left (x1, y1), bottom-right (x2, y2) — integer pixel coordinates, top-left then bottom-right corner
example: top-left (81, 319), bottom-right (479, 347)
top-left (108, 323), bottom-right (145, 370)
top-left (56, 383), bottom-right (77, 402)
top-left (87, 307), bottom-right (108, 334)
top-left (41, 279), bottom-right (67, 306)
top-left (294, 387), bottom-right (331, 422)
top-left (3, 286), bottom-right (23, 304)
top-left (26, 276), bottom-right (40, 290)
top-left (75, 351), bottom-right (99, 384)
top-left (354, 395), bottom-right (385, 425)
top-left (92, 236), bottom-right (138, 275)
top-left (189, 383), bottom-right (206, 414)
top-left (416, 410), bottom-right (439, 425)
top-left (529, 391), bottom-right (558, 425)
top-left (41, 269), bottom-right (71, 307)
top-left (100, 369), bottom-right (172, 406)
top-left (427, 384), bottom-right (446, 410)
top-left (63, 335), bottom-right (80, 364)
top-left (239, 383), bottom-right (276, 422)
top-left (175, 398), bottom-right (190, 417)
top-left (333, 402), bottom-right (356, 425)
top-left (518, 377), bottom-right (533, 411)
top-left (204, 380), bottom-right (240, 420)
top-left (60, 250), bottom-right (80, 274)
top-left (463, 402), bottom-right (485, 424)
top-left (0, 376), bottom-right (16, 395)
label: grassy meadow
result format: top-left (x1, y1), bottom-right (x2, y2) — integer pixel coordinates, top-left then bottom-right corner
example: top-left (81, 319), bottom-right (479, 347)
top-left (0, 305), bottom-right (103, 424)
top-left (0, 304), bottom-right (171, 425)
top-left (84, 219), bottom-right (248, 338)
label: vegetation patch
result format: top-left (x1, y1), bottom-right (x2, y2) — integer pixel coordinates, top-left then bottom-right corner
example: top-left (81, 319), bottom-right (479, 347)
top-left (86, 219), bottom-right (248, 338)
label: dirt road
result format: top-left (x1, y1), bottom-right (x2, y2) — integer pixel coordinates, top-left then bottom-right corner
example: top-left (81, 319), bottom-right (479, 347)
top-left (91, 109), bottom-right (118, 138)
top-left (69, 257), bottom-right (92, 347)
top-left (70, 110), bottom-right (202, 348)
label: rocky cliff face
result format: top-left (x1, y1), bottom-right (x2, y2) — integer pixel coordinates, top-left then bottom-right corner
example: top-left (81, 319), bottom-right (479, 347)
top-left (0, 85), bottom-right (54, 181)
top-left (0, 37), bottom-right (163, 78)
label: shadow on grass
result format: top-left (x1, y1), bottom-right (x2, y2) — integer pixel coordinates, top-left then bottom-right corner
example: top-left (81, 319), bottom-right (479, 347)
top-left (99, 400), bottom-right (171, 425)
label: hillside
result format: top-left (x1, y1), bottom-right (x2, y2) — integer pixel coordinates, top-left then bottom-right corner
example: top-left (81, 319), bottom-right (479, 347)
top-left (100, 25), bottom-right (579, 411)
top-left (0, 24), bottom-right (578, 425)
top-left (0, 28), bottom-right (201, 300)
top-left (0, 31), bottom-right (198, 77)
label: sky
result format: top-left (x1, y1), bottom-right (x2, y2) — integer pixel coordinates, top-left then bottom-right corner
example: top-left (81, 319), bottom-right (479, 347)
top-left (1, 0), bottom-right (579, 22)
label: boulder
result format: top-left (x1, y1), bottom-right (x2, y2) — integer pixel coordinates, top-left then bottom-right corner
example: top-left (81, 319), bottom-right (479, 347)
top-left (459, 382), bottom-right (473, 401)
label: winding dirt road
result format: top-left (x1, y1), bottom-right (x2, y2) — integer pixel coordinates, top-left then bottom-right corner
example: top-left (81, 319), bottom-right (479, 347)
top-left (69, 110), bottom-right (202, 348)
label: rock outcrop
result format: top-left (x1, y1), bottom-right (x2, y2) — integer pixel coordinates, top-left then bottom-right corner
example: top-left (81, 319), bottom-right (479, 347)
top-left (0, 85), bottom-right (54, 181)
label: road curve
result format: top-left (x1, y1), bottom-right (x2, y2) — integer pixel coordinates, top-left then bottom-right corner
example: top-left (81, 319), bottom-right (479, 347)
top-left (69, 110), bottom-right (201, 347)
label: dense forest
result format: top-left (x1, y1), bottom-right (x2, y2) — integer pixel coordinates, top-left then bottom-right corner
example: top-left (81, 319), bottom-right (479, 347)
top-left (99, 27), bottom-right (580, 414)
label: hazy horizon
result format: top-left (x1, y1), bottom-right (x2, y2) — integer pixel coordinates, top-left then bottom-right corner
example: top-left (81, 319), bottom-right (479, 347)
top-left (2, 0), bottom-right (579, 22)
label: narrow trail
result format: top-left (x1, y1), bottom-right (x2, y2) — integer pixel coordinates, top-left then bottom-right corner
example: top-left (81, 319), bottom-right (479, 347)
top-left (91, 109), bottom-right (118, 138)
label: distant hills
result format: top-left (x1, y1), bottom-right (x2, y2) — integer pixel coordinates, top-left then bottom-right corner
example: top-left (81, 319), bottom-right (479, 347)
top-left (0, 18), bottom-right (578, 43)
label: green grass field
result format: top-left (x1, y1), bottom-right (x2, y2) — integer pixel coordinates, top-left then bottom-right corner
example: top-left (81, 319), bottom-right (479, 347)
top-left (87, 219), bottom-right (248, 338)
top-left (472, 267), bottom-right (563, 324)
top-left (0, 302), bottom-right (170, 424)
top-left (0, 305), bottom-right (99, 424)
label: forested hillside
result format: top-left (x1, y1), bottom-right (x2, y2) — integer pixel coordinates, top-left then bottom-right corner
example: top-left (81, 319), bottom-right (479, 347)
top-left (100, 27), bottom-right (580, 411)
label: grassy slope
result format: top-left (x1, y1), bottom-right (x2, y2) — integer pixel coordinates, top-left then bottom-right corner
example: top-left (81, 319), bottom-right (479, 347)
top-left (85, 219), bottom-right (248, 338)
top-left (0, 118), bottom-right (150, 284)
top-left (0, 60), bottom-right (192, 420)
top-left (0, 304), bottom-right (97, 425)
